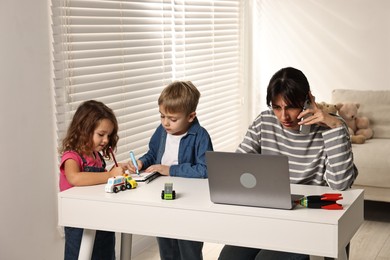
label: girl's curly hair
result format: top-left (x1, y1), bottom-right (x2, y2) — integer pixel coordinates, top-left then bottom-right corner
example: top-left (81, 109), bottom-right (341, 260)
top-left (59, 100), bottom-right (119, 159)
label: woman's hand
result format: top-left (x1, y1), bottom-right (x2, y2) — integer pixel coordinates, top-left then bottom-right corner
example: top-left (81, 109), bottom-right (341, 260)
top-left (298, 92), bottom-right (343, 129)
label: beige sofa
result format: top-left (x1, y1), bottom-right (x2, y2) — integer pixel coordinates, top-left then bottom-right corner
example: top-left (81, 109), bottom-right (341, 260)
top-left (332, 89), bottom-right (390, 202)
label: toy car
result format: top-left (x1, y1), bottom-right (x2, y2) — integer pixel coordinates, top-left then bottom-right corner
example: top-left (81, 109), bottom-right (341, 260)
top-left (105, 176), bottom-right (126, 193)
top-left (105, 174), bottom-right (137, 193)
top-left (123, 173), bottom-right (138, 189)
top-left (161, 183), bottom-right (176, 200)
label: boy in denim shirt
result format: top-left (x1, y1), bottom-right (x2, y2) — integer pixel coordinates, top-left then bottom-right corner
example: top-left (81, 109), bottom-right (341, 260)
top-left (130, 81), bottom-right (213, 259)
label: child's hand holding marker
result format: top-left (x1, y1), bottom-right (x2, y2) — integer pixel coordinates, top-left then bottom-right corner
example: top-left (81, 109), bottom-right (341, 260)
top-left (129, 151), bottom-right (141, 175)
top-left (108, 146), bottom-right (133, 175)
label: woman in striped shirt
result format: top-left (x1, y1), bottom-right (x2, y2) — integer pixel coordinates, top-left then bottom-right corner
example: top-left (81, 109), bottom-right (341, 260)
top-left (219, 67), bottom-right (357, 260)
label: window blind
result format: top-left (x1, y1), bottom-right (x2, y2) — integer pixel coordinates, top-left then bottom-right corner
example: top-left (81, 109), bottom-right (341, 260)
top-left (52, 0), bottom-right (243, 165)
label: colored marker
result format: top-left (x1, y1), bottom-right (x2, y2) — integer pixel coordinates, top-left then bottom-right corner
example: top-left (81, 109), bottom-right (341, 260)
top-left (295, 193), bottom-right (343, 210)
top-left (129, 151), bottom-right (139, 175)
top-left (109, 147), bottom-right (118, 167)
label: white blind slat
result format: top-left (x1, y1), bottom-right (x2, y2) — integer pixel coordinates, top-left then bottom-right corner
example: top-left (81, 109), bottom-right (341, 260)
top-left (52, 0), bottom-right (243, 159)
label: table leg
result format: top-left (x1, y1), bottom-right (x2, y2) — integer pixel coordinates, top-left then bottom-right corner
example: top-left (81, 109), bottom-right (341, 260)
top-left (336, 246), bottom-right (348, 260)
top-left (309, 247), bottom-right (348, 260)
top-left (120, 233), bottom-right (132, 260)
top-left (78, 229), bottom-right (96, 260)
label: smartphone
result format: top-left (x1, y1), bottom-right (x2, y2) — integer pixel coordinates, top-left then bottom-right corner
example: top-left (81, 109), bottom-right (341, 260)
top-left (299, 99), bottom-right (313, 134)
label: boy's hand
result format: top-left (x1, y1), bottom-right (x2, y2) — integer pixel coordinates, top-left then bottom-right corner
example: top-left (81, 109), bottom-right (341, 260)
top-left (145, 164), bottom-right (169, 176)
top-left (128, 159), bottom-right (143, 174)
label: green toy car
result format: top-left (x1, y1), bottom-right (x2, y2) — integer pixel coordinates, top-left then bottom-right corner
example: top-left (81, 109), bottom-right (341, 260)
top-left (161, 183), bottom-right (176, 200)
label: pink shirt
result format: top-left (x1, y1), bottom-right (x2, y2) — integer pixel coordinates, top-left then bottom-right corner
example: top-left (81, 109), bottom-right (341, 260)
top-left (59, 151), bottom-right (106, 191)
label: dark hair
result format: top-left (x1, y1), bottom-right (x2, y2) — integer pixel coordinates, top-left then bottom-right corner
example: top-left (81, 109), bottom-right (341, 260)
top-left (158, 81), bottom-right (200, 115)
top-left (59, 100), bottom-right (119, 159)
top-left (266, 67), bottom-right (310, 108)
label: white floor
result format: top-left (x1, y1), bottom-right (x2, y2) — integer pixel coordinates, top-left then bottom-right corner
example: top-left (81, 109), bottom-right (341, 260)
top-left (348, 201), bottom-right (390, 260)
top-left (132, 240), bottom-right (223, 260)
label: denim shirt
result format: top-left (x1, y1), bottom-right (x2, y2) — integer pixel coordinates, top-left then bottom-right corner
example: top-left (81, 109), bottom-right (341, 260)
top-left (139, 117), bottom-right (213, 178)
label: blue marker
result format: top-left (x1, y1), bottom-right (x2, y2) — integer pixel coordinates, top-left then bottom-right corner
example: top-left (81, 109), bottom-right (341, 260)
top-left (129, 151), bottom-right (139, 175)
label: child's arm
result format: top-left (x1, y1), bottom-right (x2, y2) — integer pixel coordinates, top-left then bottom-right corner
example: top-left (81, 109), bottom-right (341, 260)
top-left (169, 160), bottom-right (207, 178)
top-left (64, 159), bottom-right (124, 187)
top-left (143, 164), bottom-right (169, 175)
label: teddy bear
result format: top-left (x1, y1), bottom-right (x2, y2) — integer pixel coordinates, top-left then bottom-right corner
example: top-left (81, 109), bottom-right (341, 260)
top-left (317, 101), bottom-right (338, 114)
top-left (335, 102), bottom-right (374, 144)
top-left (316, 101), bottom-right (366, 142)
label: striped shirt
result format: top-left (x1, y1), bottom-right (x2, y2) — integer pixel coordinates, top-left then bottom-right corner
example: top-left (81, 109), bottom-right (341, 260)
top-left (237, 110), bottom-right (357, 191)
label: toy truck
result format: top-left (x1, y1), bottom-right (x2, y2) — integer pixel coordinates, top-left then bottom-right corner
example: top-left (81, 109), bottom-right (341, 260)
top-left (161, 182), bottom-right (176, 200)
top-left (105, 174), bottom-right (137, 193)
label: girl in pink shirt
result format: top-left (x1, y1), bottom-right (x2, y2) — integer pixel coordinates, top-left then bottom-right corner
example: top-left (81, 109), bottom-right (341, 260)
top-left (59, 100), bottom-right (131, 260)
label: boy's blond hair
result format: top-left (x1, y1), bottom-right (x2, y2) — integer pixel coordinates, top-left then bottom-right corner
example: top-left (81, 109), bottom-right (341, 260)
top-left (158, 81), bottom-right (200, 115)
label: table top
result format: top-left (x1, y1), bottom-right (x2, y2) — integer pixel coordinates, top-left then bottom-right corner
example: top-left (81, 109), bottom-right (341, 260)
top-left (59, 176), bottom-right (362, 224)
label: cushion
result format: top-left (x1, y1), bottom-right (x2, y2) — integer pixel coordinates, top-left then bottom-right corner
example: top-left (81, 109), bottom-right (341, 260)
top-left (352, 139), bottom-right (390, 189)
top-left (332, 89), bottom-right (390, 139)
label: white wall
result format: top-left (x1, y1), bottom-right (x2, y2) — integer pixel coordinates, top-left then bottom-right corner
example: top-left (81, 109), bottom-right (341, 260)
top-left (1, 1), bottom-right (389, 259)
top-left (0, 0), bottom-right (63, 259)
top-left (254, 0), bottom-right (390, 114)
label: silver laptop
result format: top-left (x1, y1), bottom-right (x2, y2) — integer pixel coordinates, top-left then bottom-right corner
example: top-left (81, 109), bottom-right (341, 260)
top-left (206, 151), bottom-right (302, 210)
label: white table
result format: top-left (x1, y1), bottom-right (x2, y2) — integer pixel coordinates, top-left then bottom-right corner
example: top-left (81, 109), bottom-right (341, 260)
top-left (58, 176), bottom-right (364, 260)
